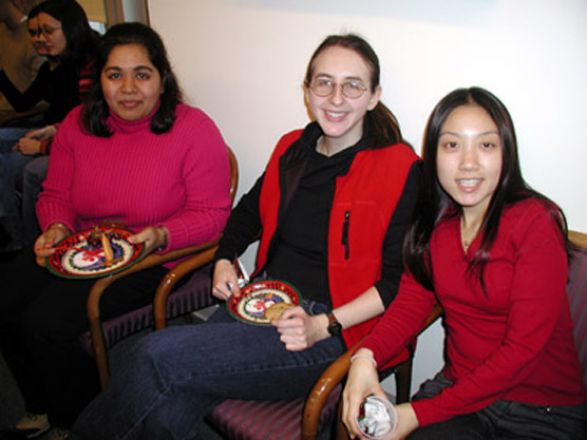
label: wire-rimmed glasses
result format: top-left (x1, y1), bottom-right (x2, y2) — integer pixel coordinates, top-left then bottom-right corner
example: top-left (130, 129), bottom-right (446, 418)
top-left (308, 77), bottom-right (368, 99)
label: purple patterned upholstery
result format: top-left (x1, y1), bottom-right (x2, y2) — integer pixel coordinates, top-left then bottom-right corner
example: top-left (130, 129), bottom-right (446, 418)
top-left (568, 245), bottom-right (587, 385)
top-left (209, 385), bottom-right (340, 440)
top-left (79, 265), bottom-right (215, 354)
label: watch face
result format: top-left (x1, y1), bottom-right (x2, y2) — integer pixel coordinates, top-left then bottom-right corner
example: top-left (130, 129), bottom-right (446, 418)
top-left (327, 313), bottom-right (342, 336)
top-left (328, 322), bottom-right (342, 336)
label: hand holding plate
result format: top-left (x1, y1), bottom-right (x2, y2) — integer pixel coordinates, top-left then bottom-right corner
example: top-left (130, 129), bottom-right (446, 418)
top-left (128, 226), bottom-right (167, 254)
top-left (212, 259), bottom-right (240, 300)
top-left (34, 224), bottom-right (70, 266)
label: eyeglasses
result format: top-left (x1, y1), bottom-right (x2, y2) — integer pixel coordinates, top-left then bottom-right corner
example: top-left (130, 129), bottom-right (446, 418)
top-left (308, 78), bottom-right (368, 99)
top-left (28, 25), bottom-right (62, 38)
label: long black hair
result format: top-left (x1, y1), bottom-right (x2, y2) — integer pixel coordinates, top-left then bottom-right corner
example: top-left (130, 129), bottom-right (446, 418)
top-left (403, 86), bottom-right (567, 291)
top-left (82, 22), bottom-right (182, 137)
top-left (304, 34), bottom-right (403, 148)
top-left (28, 0), bottom-right (99, 67)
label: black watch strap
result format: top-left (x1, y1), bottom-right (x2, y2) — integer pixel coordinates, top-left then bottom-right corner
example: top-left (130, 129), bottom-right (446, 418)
top-left (327, 311), bottom-right (343, 337)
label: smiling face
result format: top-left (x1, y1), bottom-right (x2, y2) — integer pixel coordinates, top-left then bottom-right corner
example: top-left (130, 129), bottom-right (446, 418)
top-left (436, 104), bottom-right (503, 222)
top-left (101, 43), bottom-right (163, 121)
top-left (305, 46), bottom-right (381, 151)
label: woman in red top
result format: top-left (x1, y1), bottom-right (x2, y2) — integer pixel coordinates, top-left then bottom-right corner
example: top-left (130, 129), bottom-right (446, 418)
top-left (342, 87), bottom-right (587, 440)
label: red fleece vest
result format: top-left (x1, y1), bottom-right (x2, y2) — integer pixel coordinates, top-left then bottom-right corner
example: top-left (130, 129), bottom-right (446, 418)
top-left (257, 130), bottom-right (418, 366)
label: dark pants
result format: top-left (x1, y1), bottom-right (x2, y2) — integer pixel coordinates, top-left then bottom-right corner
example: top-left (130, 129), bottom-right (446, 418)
top-left (0, 248), bottom-right (166, 428)
top-left (408, 372), bottom-right (587, 440)
top-left (21, 156), bottom-right (47, 243)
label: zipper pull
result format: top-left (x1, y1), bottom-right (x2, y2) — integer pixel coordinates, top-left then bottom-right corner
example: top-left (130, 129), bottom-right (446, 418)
top-left (342, 210), bottom-right (350, 260)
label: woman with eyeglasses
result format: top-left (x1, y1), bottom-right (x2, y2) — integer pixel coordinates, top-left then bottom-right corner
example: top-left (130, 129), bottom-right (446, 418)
top-left (0, 0), bottom-right (98, 252)
top-left (73, 33), bottom-right (421, 439)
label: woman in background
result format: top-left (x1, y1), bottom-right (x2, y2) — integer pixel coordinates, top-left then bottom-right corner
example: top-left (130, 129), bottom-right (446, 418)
top-left (0, 22), bottom-right (231, 440)
top-left (73, 33), bottom-right (421, 439)
top-left (0, 0), bottom-right (98, 252)
top-left (343, 87), bottom-right (587, 440)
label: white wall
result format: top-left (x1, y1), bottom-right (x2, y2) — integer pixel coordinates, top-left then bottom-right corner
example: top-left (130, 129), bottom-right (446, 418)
top-left (148, 0), bottom-right (587, 394)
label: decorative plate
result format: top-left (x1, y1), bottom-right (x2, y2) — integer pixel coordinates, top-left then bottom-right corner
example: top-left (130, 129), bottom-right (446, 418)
top-left (226, 279), bottom-right (302, 326)
top-left (46, 225), bottom-right (146, 279)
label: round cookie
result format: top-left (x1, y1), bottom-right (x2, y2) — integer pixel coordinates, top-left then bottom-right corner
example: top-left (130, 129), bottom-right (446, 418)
top-left (264, 302), bottom-right (295, 321)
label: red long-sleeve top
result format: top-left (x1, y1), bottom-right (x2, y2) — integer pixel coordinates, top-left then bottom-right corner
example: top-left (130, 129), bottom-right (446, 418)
top-left (362, 198), bottom-right (587, 427)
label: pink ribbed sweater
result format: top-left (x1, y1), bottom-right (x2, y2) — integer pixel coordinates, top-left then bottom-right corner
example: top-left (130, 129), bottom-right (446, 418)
top-left (37, 103), bottom-right (231, 258)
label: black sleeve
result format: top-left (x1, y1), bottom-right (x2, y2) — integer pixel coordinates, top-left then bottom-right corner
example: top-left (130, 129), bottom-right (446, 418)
top-left (43, 61), bottom-right (81, 124)
top-left (374, 161), bottom-right (421, 307)
top-left (0, 62), bottom-right (50, 112)
top-left (214, 173), bottom-right (266, 262)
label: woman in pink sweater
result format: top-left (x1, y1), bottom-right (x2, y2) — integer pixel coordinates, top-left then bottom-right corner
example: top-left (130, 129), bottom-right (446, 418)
top-left (0, 23), bottom-right (231, 438)
top-left (342, 87), bottom-right (587, 439)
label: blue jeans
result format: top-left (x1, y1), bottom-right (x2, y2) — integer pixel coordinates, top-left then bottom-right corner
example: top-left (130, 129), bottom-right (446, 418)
top-left (22, 155), bottom-right (48, 242)
top-left (73, 301), bottom-right (345, 440)
top-left (0, 127), bottom-right (29, 152)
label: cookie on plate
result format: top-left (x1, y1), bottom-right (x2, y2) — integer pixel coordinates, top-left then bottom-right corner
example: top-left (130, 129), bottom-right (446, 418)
top-left (264, 302), bottom-right (295, 321)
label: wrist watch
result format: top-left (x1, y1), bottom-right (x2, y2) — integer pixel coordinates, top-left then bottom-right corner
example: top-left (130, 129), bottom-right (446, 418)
top-left (326, 311), bottom-right (343, 337)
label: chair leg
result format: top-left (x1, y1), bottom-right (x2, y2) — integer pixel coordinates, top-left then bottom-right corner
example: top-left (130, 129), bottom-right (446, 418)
top-left (394, 357), bottom-right (413, 404)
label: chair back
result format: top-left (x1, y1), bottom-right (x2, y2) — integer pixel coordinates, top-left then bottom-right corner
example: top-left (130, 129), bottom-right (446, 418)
top-left (568, 230), bottom-right (587, 385)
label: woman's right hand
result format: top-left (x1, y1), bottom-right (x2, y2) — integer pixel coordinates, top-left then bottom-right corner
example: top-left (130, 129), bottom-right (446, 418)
top-left (15, 125), bottom-right (57, 155)
top-left (34, 223), bottom-right (70, 267)
top-left (212, 259), bottom-right (241, 300)
top-left (342, 348), bottom-right (385, 439)
top-left (15, 137), bottom-right (42, 155)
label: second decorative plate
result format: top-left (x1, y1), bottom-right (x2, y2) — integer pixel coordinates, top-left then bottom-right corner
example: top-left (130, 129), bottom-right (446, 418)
top-left (226, 279), bottom-right (301, 326)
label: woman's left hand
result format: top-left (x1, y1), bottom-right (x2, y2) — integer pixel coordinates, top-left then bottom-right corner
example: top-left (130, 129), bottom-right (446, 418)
top-left (272, 307), bottom-right (329, 351)
top-left (14, 137), bottom-right (42, 155)
top-left (342, 350), bottom-right (384, 438)
top-left (128, 226), bottom-right (168, 254)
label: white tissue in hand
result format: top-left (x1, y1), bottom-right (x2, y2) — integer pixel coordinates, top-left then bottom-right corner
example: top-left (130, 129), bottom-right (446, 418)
top-left (358, 396), bottom-right (394, 438)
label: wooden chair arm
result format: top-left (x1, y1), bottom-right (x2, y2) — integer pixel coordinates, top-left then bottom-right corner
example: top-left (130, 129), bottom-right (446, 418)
top-left (569, 230), bottom-right (587, 249)
top-left (87, 241), bottom-right (218, 389)
top-left (301, 304), bottom-right (443, 440)
top-left (154, 242), bottom-right (219, 330)
top-left (302, 349), bottom-right (353, 440)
